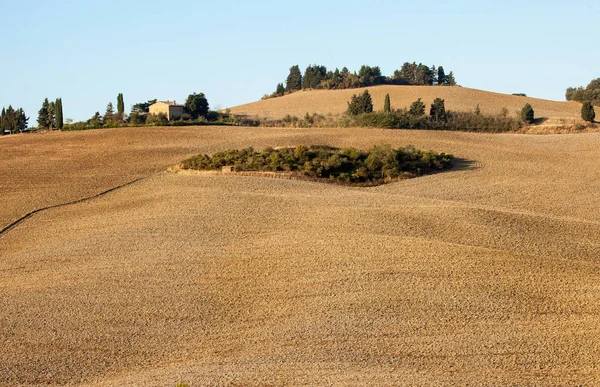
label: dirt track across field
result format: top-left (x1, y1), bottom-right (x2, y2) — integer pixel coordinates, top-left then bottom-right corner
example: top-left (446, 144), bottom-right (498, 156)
top-left (1, 126), bottom-right (599, 385)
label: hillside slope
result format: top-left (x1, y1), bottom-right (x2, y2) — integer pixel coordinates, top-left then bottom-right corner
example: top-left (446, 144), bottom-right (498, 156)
top-left (1, 127), bottom-right (600, 385)
top-left (229, 85), bottom-right (588, 121)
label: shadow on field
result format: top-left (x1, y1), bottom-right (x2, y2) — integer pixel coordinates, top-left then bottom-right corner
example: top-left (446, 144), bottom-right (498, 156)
top-left (451, 158), bottom-right (481, 172)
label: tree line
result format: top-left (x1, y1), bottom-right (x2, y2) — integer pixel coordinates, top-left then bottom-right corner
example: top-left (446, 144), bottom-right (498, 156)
top-left (565, 78), bottom-right (600, 105)
top-left (0, 105), bottom-right (28, 134)
top-left (58, 92), bottom-right (215, 130)
top-left (268, 62), bottom-right (457, 98)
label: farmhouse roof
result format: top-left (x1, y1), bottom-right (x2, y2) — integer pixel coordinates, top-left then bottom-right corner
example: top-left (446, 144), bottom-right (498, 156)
top-left (152, 100), bottom-right (185, 107)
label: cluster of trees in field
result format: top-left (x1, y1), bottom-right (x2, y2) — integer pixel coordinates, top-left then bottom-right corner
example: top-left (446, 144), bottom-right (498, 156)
top-left (565, 78), bottom-right (600, 106)
top-left (268, 63), bottom-right (457, 98)
top-left (182, 145), bottom-right (453, 185)
top-left (0, 105), bottom-right (29, 134)
top-left (343, 90), bottom-right (528, 132)
top-left (37, 98), bottom-right (64, 130)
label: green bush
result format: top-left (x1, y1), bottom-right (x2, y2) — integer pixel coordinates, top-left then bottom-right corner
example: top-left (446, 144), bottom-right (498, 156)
top-left (347, 90), bottom-right (373, 115)
top-left (581, 101), bottom-right (596, 122)
top-left (521, 103), bottom-right (535, 123)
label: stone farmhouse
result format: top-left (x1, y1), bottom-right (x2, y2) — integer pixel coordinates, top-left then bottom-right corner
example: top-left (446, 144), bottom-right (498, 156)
top-left (149, 101), bottom-right (185, 120)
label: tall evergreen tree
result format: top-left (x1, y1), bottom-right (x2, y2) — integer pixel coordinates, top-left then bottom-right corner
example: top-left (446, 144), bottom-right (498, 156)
top-left (48, 101), bottom-right (56, 130)
top-left (55, 98), bottom-right (63, 130)
top-left (117, 93), bottom-right (125, 116)
top-left (581, 101), bottom-right (596, 123)
top-left (384, 93), bottom-right (391, 113)
top-left (285, 65), bottom-right (302, 92)
top-left (17, 108), bottom-right (28, 131)
top-left (38, 98), bottom-right (50, 129)
top-left (446, 71), bottom-right (456, 86)
top-left (437, 66), bottom-right (446, 86)
top-left (0, 107), bottom-right (5, 132)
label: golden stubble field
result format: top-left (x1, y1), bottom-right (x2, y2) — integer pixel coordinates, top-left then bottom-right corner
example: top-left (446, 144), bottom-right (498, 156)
top-left (1, 126), bottom-right (600, 386)
top-left (229, 85), bottom-right (596, 123)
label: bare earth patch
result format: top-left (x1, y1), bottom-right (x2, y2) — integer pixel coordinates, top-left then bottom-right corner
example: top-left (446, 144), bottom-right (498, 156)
top-left (1, 126), bottom-right (600, 385)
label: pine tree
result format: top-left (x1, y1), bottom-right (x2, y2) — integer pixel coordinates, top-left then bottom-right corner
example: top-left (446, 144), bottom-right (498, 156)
top-left (55, 98), bottom-right (63, 130)
top-left (285, 65), bottom-right (302, 92)
top-left (275, 83), bottom-right (285, 97)
top-left (437, 66), bottom-right (446, 86)
top-left (446, 71), bottom-right (456, 86)
top-left (17, 108), bottom-right (28, 131)
top-left (104, 102), bottom-right (115, 124)
top-left (384, 93), bottom-right (391, 113)
top-left (409, 98), bottom-right (426, 116)
top-left (581, 101), bottom-right (596, 122)
top-left (38, 98), bottom-right (50, 129)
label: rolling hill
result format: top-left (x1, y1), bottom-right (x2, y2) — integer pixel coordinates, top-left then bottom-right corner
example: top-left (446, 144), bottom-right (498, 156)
top-left (229, 85), bottom-right (589, 122)
top-left (1, 126), bottom-right (600, 385)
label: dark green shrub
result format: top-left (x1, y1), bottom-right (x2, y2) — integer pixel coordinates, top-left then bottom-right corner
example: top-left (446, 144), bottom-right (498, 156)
top-left (581, 101), bottom-right (596, 122)
top-left (520, 103), bottom-right (534, 123)
top-left (347, 90), bottom-right (373, 115)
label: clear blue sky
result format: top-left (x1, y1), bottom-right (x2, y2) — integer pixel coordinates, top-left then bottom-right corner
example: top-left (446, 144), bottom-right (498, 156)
top-left (0, 0), bottom-right (598, 123)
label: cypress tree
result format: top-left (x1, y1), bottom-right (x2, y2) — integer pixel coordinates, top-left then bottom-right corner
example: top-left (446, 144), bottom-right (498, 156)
top-left (0, 107), bottom-right (5, 132)
top-left (581, 101), bottom-right (595, 122)
top-left (117, 93), bottom-right (125, 116)
top-left (55, 98), bottom-right (64, 130)
top-left (384, 93), bottom-right (391, 113)
top-left (38, 98), bottom-right (50, 129)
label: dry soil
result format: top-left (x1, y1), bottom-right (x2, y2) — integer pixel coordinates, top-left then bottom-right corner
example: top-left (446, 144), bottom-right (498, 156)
top-left (1, 126), bottom-right (599, 386)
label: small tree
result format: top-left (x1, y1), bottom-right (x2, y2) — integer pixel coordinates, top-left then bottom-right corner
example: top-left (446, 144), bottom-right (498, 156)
top-left (347, 90), bottom-right (373, 115)
top-left (383, 93), bottom-right (391, 113)
top-left (184, 92), bottom-right (209, 119)
top-left (48, 101), bottom-right (56, 130)
top-left (475, 104), bottom-right (481, 116)
top-left (581, 101), bottom-right (596, 123)
top-left (409, 98), bottom-right (426, 116)
top-left (521, 103), bottom-right (535, 123)
top-left (430, 98), bottom-right (447, 121)
top-left (275, 83), bottom-right (285, 97)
